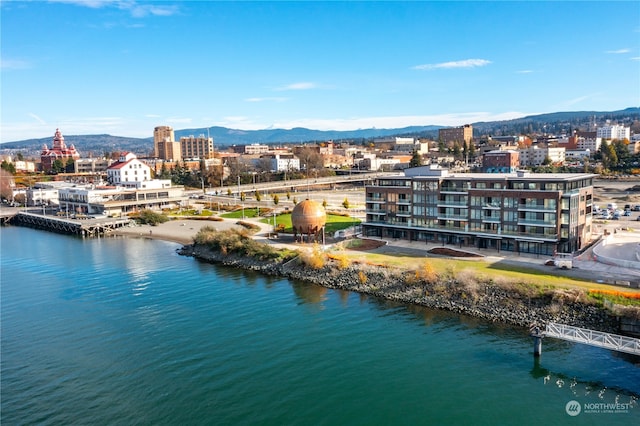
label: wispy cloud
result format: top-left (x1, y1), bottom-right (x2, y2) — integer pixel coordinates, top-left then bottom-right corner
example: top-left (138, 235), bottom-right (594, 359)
top-left (516, 70), bottom-right (534, 74)
top-left (605, 48), bottom-right (630, 54)
top-left (274, 82), bottom-right (317, 91)
top-left (631, 57), bottom-right (640, 61)
top-left (412, 59), bottom-right (492, 71)
top-left (49, 0), bottom-right (179, 17)
top-left (211, 112), bottom-right (528, 132)
top-left (1, 59), bottom-right (31, 69)
top-left (28, 113), bottom-right (47, 125)
top-left (245, 97), bottom-right (289, 103)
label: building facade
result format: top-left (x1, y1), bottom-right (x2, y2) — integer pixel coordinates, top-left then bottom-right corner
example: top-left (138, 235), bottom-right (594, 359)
top-left (154, 125), bottom-right (182, 161)
top-left (438, 124), bottom-right (473, 144)
top-left (106, 152), bottom-right (152, 185)
top-left (482, 150), bottom-right (519, 173)
top-left (519, 146), bottom-right (565, 166)
top-left (597, 125), bottom-right (630, 141)
top-left (180, 135), bottom-right (215, 159)
top-left (363, 165), bottom-right (595, 256)
top-left (40, 129), bottom-right (81, 172)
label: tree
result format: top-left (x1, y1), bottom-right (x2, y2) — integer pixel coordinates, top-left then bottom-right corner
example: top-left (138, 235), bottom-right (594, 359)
top-left (452, 142), bottom-right (462, 160)
top-left (273, 194), bottom-right (279, 205)
top-left (16, 152), bottom-right (24, 161)
top-left (255, 190), bottom-right (262, 202)
top-left (468, 141), bottom-right (476, 160)
top-left (342, 197), bottom-right (350, 209)
top-left (65, 158), bottom-right (75, 173)
top-left (1, 160), bottom-right (16, 174)
top-left (409, 150), bottom-right (423, 167)
top-left (51, 159), bottom-right (65, 174)
top-left (322, 199), bottom-right (327, 209)
top-left (0, 169), bottom-right (14, 201)
top-left (542, 155), bottom-right (552, 166)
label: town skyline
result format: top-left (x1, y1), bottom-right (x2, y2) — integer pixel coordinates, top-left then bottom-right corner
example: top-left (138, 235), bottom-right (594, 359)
top-left (1, 1), bottom-right (639, 143)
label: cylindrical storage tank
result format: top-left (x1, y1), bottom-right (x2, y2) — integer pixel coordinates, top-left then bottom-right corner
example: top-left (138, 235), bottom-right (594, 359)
top-left (291, 199), bottom-right (326, 235)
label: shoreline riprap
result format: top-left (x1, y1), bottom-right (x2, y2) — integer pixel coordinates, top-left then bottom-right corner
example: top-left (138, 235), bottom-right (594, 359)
top-left (179, 243), bottom-right (625, 335)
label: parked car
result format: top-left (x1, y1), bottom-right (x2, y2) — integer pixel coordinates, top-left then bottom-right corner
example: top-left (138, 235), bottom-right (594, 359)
top-left (634, 205), bottom-right (640, 211)
top-left (623, 210), bottom-right (632, 216)
top-left (637, 215), bottom-right (640, 221)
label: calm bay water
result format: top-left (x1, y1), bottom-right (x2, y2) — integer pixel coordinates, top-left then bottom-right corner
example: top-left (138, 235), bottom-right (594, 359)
top-left (1, 226), bottom-right (639, 425)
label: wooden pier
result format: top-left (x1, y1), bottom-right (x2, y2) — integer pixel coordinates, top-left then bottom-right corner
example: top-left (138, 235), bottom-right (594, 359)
top-left (6, 211), bottom-right (134, 237)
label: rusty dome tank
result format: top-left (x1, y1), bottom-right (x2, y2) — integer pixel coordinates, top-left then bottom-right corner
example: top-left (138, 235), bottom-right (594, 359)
top-left (291, 199), bottom-right (326, 235)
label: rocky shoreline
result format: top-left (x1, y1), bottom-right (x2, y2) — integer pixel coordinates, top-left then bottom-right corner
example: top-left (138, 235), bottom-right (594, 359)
top-left (179, 243), bottom-right (625, 335)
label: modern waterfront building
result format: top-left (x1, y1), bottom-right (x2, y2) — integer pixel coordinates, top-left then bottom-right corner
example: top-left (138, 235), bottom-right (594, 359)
top-left (57, 184), bottom-right (186, 217)
top-left (363, 165), bottom-right (596, 256)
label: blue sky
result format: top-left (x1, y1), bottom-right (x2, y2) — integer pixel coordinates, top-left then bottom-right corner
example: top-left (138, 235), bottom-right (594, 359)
top-left (1, 0), bottom-right (639, 143)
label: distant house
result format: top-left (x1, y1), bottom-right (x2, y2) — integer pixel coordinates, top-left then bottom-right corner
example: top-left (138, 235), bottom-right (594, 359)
top-left (106, 152), bottom-right (152, 185)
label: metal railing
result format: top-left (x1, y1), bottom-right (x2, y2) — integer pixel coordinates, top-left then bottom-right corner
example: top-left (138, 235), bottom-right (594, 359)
top-left (545, 322), bottom-right (640, 356)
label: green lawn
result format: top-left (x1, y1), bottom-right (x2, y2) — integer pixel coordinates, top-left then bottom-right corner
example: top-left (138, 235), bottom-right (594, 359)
top-left (257, 212), bottom-right (360, 233)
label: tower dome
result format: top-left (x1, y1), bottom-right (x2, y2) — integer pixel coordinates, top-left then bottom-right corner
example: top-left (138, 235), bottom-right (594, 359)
top-left (291, 199), bottom-right (326, 242)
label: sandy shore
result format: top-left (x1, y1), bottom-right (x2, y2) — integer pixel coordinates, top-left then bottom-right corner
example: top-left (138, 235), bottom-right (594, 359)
top-left (111, 218), bottom-right (244, 245)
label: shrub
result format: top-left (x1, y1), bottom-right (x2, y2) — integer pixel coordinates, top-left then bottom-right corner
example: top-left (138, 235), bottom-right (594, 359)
top-left (193, 227), bottom-right (285, 260)
top-left (135, 209), bottom-right (169, 226)
top-left (300, 245), bottom-right (325, 269)
top-left (358, 270), bottom-right (367, 284)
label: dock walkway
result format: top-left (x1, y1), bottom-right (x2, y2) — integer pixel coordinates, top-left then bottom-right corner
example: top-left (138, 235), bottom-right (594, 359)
top-left (544, 322), bottom-right (640, 356)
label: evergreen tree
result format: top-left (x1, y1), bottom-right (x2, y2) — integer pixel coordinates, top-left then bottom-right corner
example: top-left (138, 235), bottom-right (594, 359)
top-left (409, 150), bottom-right (423, 167)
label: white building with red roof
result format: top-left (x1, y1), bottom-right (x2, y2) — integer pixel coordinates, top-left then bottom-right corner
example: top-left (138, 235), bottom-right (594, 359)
top-left (106, 152), bottom-right (152, 185)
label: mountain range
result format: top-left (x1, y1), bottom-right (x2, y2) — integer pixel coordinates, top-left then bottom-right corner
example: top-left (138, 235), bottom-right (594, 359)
top-left (2, 108), bottom-right (638, 156)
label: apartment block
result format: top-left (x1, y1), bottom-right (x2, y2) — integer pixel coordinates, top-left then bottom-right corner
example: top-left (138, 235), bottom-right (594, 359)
top-left (180, 135), bottom-right (215, 159)
top-left (363, 165), bottom-right (595, 256)
top-left (154, 126), bottom-right (182, 161)
top-left (438, 124), bottom-right (473, 144)
top-left (519, 146), bottom-right (565, 166)
top-left (597, 124), bottom-right (630, 141)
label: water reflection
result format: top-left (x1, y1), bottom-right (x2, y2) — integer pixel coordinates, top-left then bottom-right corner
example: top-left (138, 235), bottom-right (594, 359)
top-left (531, 357), bottom-right (640, 401)
top-left (291, 281), bottom-right (327, 305)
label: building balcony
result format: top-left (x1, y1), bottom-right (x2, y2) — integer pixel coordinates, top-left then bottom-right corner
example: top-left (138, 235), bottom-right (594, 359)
top-left (517, 219), bottom-right (557, 227)
top-left (437, 215), bottom-right (469, 221)
top-left (437, 202), bottom-right (468, 208)
top-left (440, 189), bottom-right (468, 195)
top-left (481, 217), bottom-right (501, 223)
top-left (366, 198), bottom-right (385, 203)
top-left (481, 204), bottom-right (502, 210)
top-left (518, 204), bottom-right (556, 212)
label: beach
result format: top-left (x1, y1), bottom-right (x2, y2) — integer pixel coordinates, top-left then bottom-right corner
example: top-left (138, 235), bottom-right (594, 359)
top-left (111, 218), bottom-right (244, 245)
